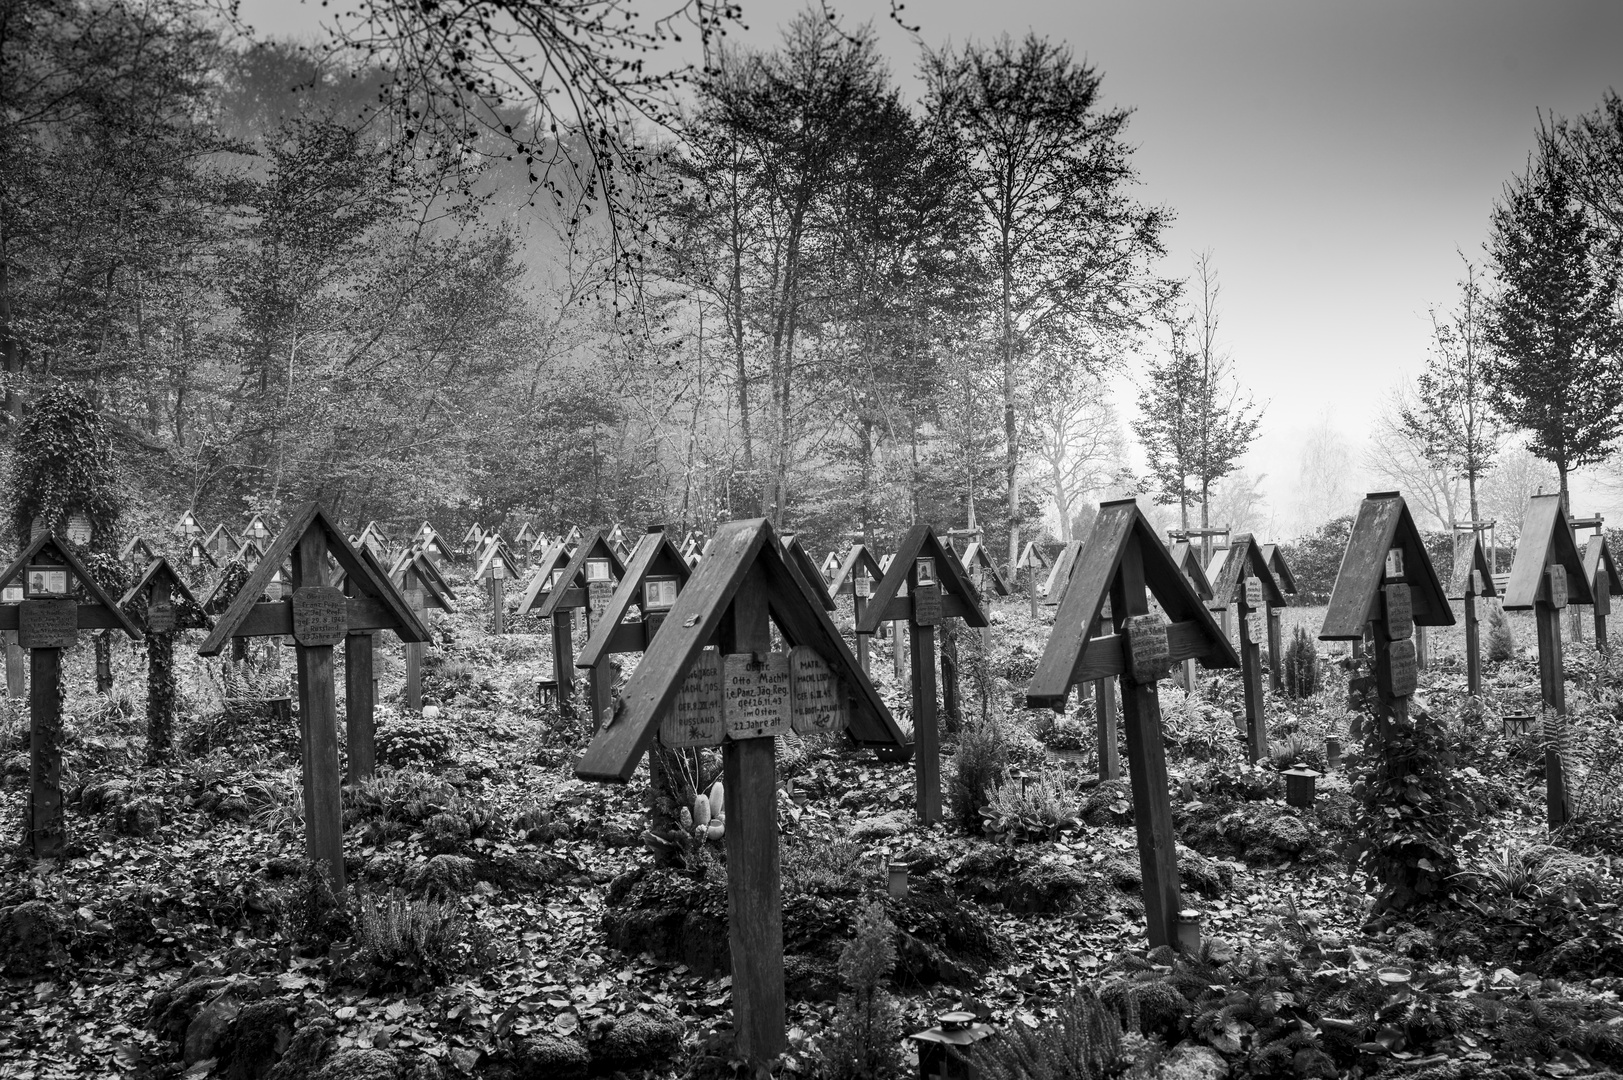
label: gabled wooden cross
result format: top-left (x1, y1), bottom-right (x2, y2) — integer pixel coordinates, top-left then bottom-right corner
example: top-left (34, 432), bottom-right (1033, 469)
top-left (1448, 530), bottom-right (1499, 695)
top-left (0, 535), bottom-right (143, 858)
top-left (462, 523), bottom-right (485, 550)
top-left (534, 531), bottom-right (627, 726)
top-left (1168, 540), bottom-right (1215, 690)
top-left (576, 518), bottom-right (905, 1066)
top-left (1026, 498), bottom-right (1240, 949)
top-left (120, 536), bottom-right (158, 568)
top-left (1260, 543), bottom-right (1297, 693)
top-left (1583, 533), bottom-right (1622, 652)
top-left (959, 540), bottom-right (1011, 598)
top-left (1207, 534), bottom-right (1286, 761)
top-left (1043, 541), bottom-right (1081, 608)
top-left (857, 523), bottom-right (988, 823)
top-left (173, 510), bottom-right (202, 538)
top-left (1320, 493), bottom-right (1456, 784)
top-left (517, 539), bottom-right (577, 701)
top-left (203, 523), bottom-right (238, 561)
top-left (474, 538), bottom-right (521, 635)
top-left (120, 558), bottom-right (211, 762)
top-left (1502, 494), bottom-right (1592, 826)
top-left (391, 546), bottom-right (456, 710)
top-left (198, 503), bottom-right (430, 888)
top-left (1018, 541), bottom-right (1051, 618)
top-left (414, 522), bottom-right (452, 565)
top-left (242, 512), bottom-right (272, 544)
top-left (514, 522), bottom-right (536, 549)
top-left (829, 545), bottom-right (886, 672)
top-left (819, 550), bottom-right (840, 580)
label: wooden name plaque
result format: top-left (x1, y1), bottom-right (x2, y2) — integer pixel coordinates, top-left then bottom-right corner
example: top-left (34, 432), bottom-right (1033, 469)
top-left (18, 599), bottom-right (79, 649)
top-left (912, 583), bottom-right (942, 626)
top-left (659, 648), bottom-right (724, 747)
top-left (788, 645), bottom-right (846, 734)
top-left (1599, 588), bottom-right (1611, 617)
top-left (147, 597), bottom-right (176, 633)
top-left (292, 586), bottom-right (348, 647)
top-left (588, 579), bottom-right (615, 625)
top-left (1245, 612), bottom-right (1265, 644)
top-left (1383, 584), bottom-right (1413, 640)
top-left (1389, 638), bottom-right (1418, 697)
top-left (723, 651), bottom-right (792, 740)
top-left (1244, 576), bottom-right (1263, 609)
top-left (1546, 567), bottom-right (1567, 609)
top-left (1124, 614), bottom-right (1170, 685)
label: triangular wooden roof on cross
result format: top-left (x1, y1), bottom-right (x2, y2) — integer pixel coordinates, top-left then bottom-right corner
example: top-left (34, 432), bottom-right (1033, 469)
top-left (1027, 499), bottom-right (1239, 710)
top-left (1168, 540), bottom-right (1215, 603)
top-left (1585, 534), bottom-right (1623, 598)
top-left (1207, 534), bottom-right (1287, 609)
top-left (515, 539), bottom-right (574, 614)
top-left (1043, 540), bottom-right (1082, 607)
top-left (119, 558), bottom-right (213, 631)
top-left (780, 533), bottom-right (836, 611)
top-left (463, 523), bottom-right (485, 546)
top-left (1448, 531), bottom-right (1499, 600)
top-left (1018, 542), bottom-right (1051, 570)
top-left (577, 528), bottom-right (695, 669)
top-left (473, 537), bottom-right (521, 581)
top-left (828, 545), bottom-right (886, 596)
top-left (197, 502), bottom-right (430, 656)
top-left (242, 512), bottom-right (272, 541)
top-left (182, 537), bottom-right (218, 571)
top-left (0, 534), bottom-right (143, 639)
top-left (391, 546), bottom-right (457, 611)
top-left (172, 511), bottom-right (202, 537)
top-left (514, 522), bottom-right (535, 546)
top-left (1503, 494), bottom-right (1595, 611)
top-left (575, 518), bottom-right (907, 783)
top-left (535, 531), bottom-right (629, 619)
top-left (1320, 492), bottom-right (1458, 639)
top-left (203, 523), bottom-right (238, 556)
top-left (1260, 543), bottom-right (1298, 596)
top-left (119, 536), bottom-right (158, 565)
top-left (856, 523), bottom-right (989, 632)
top-left (960, 540), bottom-right (1011, 596)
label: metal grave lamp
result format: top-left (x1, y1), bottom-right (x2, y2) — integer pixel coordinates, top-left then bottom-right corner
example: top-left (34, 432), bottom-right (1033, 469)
top-left (908, 1011), bottom-right (995, 1080)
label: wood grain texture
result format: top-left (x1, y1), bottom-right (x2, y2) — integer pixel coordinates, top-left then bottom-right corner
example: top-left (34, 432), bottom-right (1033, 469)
top-left (4, 631), bottom-right (23, 699)
top-left (345, 632), bottom-right (375, 783)
top-left (1535, 603), bottom-right (1570, 826)
top-left (535, 533), bottom-right (628, 619)
top-left (1095, 678), bottom-right (1120, 780)
top-left (294, 528), bottom-right (346, 891)
top-left (0, 533), bottom-right (142, 639)
top-left (553, 612), bottom-right (575, 705)
top-left (1504, 496), bottom-right (1593, 610)
top-left (404, 587), bottom-right (425, 711)
top-left (912, 620), bottom-right (940, 823)
top-left (1449, 533), bottom-right (1498, 600)
top-left (29, 646), bottom-right (63, 859)
top-left (1321, 493), bottom-right (1457, 638)
top-left (514, 540), bottom-right (571, 615)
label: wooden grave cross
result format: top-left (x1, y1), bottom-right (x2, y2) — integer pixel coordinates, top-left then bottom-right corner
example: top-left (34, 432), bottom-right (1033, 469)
top-left (0, 535), bottom-right (143, 858)
top-left (1043, 541), bottom-right (1082, 608)
top-left (819, 550), bottom-right (841, 581)
top-left (328, 544), bottom-right (410, 782)
top-left (1207, 535), bottom-right (1286, 761)
top-left (462, 522), bottom-right (485, 551)
top-left (780, 534), bottom-right (837, 614)
top-left (1567, 516), bottom-right (1604, 641)
top-left (198, 503), bottom-right (430, 889)
top-left (415, 522), bottom-right (452, 565)
top-left (514, 522), bottom-right (536, 551)
top-left (1320, 492), bottom-right (1457, 783)
top-left (1260, 543), bottom-right (1298, 693)
top-left (516, 539), bottom-right (579, 704)
top-left (533, 531), bottom-right (628, 726)
top-left (119, 558), bottom-right (212, 760)
top-left (237, 537), bottom-right (266, 571)
top-left (1168, 539), bottom-right (1216, 691)
top-left (1026, 498), bottom-right (1241, 949)
top-left (1583, 533), bottom-right (1622, 652)
top-left (878, 552), bottom-right (906, 681)
top-left (828, 545), bottom-right (886, 674)
top-left (1502, 493), bottom-right (1592, 827)
top-left (1448, 529), bottom-right (1499, 695)
top-left (390, 546), bottom-right (456, 711)
top-left (1018, 542), bottom-right (1051, 619)
top-left (243, 512), bottom-right (272, 544)
top-left (857, 523), bottom-right (989, 823)
top-left (203, 523), bottom-right (238, 561)
top-left (576, 518), bottom-right (906, 1066)
top-left (474, 538), bottom-right (521, 635)
top-left (120, 536), bottom-right (158, 569)
top-left (173, 510), bottom-right (203, 539)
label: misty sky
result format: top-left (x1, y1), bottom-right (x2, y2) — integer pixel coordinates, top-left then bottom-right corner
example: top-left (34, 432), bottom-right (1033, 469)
top-left (241, 0), bottom-right (1623, 534)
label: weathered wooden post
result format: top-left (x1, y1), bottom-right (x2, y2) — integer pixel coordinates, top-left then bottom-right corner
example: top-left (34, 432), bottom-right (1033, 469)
top-left (1168, 540), bottom-right (1215, 692)
top-left (534, 531), bottom-right (627, 727)
top-left (858, 526), bottom-right (988, 824)
top-left (1019, 542), bottom-right (1051, 621)
top-left (1028, 499), bottom-right (1240, 949)
top-left (1320, 492), bottom-right (1457, 763)
top-left (1208, 535), bottom-right (1286, 762)
top-left (475, 539), bottom-right (519, 636)
top-left (1261, 543), bottom-right (1297, 693)
top-left (1503, 494), bottom-right (1592, 828)
top-left (576, 519), bottom-right (906, 1067)
top-left (1448, 530), bottom-right (1497, 696)
top-left (1, 537), bottom-right (142, 858)
top-left (198, 505), bottom-right (429, 888)
top-left (829, 545), bottom-right (885, 674)
top-left (120, 559), bottom-right (211, 763)
top-left (1583, 534), bottom-right (1621, 652)
top-left (391, 548), bottom-right (455, 711)
top-left (330, 545), bottom-right (399, 783)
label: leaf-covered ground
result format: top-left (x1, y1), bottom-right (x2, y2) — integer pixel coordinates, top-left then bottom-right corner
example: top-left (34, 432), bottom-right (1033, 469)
top-left (2, 579), bottom-right (1621, 1079)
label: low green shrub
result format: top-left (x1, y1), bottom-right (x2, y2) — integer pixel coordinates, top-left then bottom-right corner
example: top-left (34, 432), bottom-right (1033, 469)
top-left (820, 903), bottom-right (906, 1080)
top-left (350, 890), bottom-right (478, 993)
top-left (1486, 603), bottom-right (1515, 662)
top-left (971, 986), bottom-right (1124, 1080)
top-left (375, 713), bottom-right (454, 767)
top-left (948, 715), bottom-right (1007, 834)
top-left (1281, 624), bottom-right (1319, 698)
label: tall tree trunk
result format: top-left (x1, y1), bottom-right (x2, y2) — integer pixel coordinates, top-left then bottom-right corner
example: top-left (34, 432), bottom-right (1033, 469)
top-left (1001, 229), bottom-right (1020, 574)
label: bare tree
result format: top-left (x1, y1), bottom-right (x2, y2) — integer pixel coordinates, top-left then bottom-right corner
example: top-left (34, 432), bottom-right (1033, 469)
top-left (1366, 382), bottom-right (1463, 529)
top-left (1030, 355), bottom-right (1126, 542)
top-left (1480, 445), bottom-right (1560, 537)
top-left (1293, 409), bottom-right (1360, 533)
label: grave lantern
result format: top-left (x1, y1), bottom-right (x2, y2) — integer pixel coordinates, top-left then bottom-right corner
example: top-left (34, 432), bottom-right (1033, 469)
top-left (908, 1012), bottom-right (995, 1080)
top-left (859, 524), bottom-right (990, 823)
top-left (1501, 493), bottom-right (1592, 826)
top-left (1175, 909), bottom-right (1204, 956)
top-left (887, 861), bottom-right (911, 899)
top-left (575, 517), bottom-right (906, 1066)
top-left (1284, 764), bottom-right (1320, 807)
top-left (1027, 497), bottom-right (1241, 950)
